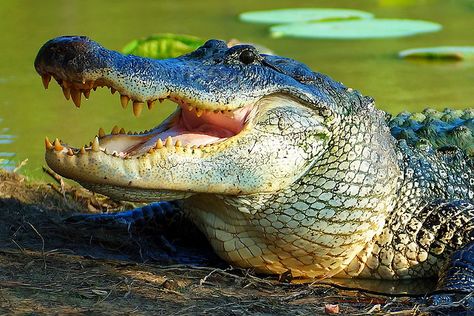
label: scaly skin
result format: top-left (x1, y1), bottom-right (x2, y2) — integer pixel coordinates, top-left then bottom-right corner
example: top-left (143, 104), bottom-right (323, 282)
top-left (34, 37), bottom-right (474, 283)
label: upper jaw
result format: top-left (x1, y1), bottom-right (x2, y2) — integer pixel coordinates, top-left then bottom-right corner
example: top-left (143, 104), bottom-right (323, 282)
top-left (34, 36), bottom-right (263, 113)
top-left (34, 36), bottom-right (328, 116)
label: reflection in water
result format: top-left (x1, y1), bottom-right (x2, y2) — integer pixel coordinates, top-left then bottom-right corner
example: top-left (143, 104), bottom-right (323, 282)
top-left (0, 118), bottom-right (16, 171)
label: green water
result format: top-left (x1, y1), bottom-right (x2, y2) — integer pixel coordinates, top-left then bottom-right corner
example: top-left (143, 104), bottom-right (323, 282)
top-left (0, 0), bottom-right (473, 179)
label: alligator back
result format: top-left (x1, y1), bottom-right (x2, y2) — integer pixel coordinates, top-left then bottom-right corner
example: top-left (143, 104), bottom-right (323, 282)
top-left (388, 108), bottom-right (474, 157)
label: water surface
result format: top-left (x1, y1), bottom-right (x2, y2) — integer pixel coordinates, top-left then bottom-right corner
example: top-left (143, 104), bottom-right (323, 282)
top-left (0, 0), bottom-right (473, 179)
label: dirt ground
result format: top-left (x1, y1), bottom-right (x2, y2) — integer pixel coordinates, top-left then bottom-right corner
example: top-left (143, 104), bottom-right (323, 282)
top-left (0, 169), bottom-right (468, 315)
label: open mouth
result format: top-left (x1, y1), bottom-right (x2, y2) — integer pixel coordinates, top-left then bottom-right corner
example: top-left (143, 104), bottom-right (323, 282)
top-left (41, 75), bottom-right (255, 158)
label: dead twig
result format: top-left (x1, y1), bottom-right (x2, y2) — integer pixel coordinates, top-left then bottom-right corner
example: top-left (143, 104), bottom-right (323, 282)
top-left (43, 166), bottom-right (69, 205)
top-left (26, 221), bottom-right (46, 270)
top-left (13, 159), bottom-right (28, 173)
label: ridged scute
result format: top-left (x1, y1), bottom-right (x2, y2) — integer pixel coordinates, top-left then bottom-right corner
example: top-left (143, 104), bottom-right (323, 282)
top-left (388, 108), bottom-right (474, 157)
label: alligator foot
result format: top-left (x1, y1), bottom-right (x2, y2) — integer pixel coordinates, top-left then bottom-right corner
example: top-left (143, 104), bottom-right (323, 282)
top-left (64, 202), bottom-right (222, 266)
top-left (427, 241), bottom-right (474, 314)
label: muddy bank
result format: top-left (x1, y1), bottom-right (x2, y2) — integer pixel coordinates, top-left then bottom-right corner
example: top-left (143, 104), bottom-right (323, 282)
top-left (0, 170), bottom-right (461, 315)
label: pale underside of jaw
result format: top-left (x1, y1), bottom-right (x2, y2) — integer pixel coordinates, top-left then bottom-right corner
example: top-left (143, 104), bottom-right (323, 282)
top-left (41, 75), bottom-right (255, 158)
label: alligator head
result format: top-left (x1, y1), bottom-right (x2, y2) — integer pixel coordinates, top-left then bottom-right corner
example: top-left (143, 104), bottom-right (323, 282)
top-left (34, 36), bottom-right (346, 200)
top-left (35, 36), bottom-right (400, 277)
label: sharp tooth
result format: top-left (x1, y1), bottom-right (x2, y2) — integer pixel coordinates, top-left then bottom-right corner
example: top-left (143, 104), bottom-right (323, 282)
top-left (196, 108), bottom-right (203, 117)
top-left (45, 137), bottom-right (53, 150)
top-left (120, 95), bottom-right (130, 109)
top-left (111, 125), bottom-right (120, 135)
top-left (85, 81), bottom-right (94, 89)
top-left (127, 131), bottom-right (132, 135)
top-left (119, 128), bottom-right (126, 134)
top-left (83, 89), bottom-right (91, 99)
top-left (98, 128), bottom-right (106, 138)
top-left (175, 140), bottom-right (182, 147)
top-left (110, 87), bottom-right (116, 94)
top-left (41, 74), bottom-right (51, 89)
top-left (133, 101), bottom-right (144, 117)
top-left (184, 144), bottom-right (191, 151)
top-left (62, 87), bottom-right (71, 100)
top-left (71, 89), bottom-right (81, 107)
top-left (92, 137), bottom-right (100, 151)
top-left (147, 100), bottom-right (156, 110)
top-left (72, 82), bottom-right (82, 90)
top-left (53, 138), bottom-right (63, 151)
top-left (67, 148), bottom-right (74, 156)
top-left (80, 146), bottom-right (86, 154)
top-left (165, 136), bottom-right (172, 148)
top-left (191, 145), bottom-right (198, 150)
top-left (156, 138), bottom-right (163, 149)
top-left (159, 99), bottom-right (164, 103)
top-left (188, 105), bottom-right (193, 112)
top-left (147, 148), bottom-right (154, 154)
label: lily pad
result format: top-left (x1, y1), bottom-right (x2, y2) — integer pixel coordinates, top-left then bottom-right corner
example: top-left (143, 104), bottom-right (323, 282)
top-left (239, 8), bottom-right (374, 25)
top-left (270, 19), bottom-right (442, 39)
top-left (399, 46), bottom-right (474, 61)
top-left (122, 34), bottom-right (205, 59)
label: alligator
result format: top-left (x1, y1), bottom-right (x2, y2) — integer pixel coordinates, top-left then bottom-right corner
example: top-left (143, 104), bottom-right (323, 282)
top-left (35, 36), bottom-right (473, 303)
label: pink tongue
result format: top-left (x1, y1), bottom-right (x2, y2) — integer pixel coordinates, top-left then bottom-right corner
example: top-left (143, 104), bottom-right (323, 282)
top-left (172, 132), bottom-right (222, 145)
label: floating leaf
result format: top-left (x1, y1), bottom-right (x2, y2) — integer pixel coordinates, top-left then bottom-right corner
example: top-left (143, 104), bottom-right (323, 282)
top-left (270, 19), bottom-right (442, 39)
top-left (239, 8), bottom-right (374, 25)
top-left (122, 34), bottom-right (205, 59)
top-left (399, 46), bottom-right (474, 61)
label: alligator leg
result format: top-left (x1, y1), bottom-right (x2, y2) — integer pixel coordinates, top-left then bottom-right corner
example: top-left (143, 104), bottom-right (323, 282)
top-left (66, 201), bottom-right (185, 233)
top-left (64, 201), bottom-right (221, 265)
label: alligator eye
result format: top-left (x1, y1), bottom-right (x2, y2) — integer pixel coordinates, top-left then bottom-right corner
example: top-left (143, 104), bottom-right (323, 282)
top-left (239, 50), bottom-right (256, 64)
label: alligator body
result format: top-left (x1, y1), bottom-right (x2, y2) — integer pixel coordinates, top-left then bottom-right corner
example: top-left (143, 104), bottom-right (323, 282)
top-left (35, 37), bottom-right (473, 298)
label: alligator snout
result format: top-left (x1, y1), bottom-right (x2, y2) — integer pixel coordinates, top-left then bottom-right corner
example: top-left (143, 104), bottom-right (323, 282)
top-left (34, 36), bottom-right (109, 82)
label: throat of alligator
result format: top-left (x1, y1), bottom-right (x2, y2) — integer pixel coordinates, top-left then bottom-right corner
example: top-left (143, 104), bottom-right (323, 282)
top-left (99, 103), bottom-right (253, 157)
